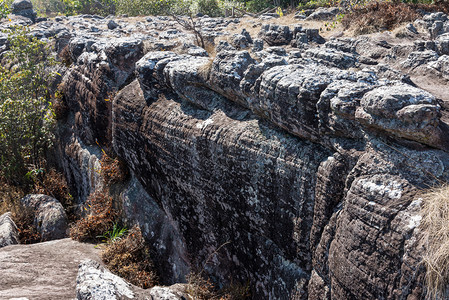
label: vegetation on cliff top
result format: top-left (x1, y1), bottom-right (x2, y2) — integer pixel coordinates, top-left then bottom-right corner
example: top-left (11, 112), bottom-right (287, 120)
top-left (8, 0), bottom-right (449, 18)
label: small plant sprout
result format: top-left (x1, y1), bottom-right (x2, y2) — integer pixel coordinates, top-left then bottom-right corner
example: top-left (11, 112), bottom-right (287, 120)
top-left (98, 223), bottom-right (128, 243)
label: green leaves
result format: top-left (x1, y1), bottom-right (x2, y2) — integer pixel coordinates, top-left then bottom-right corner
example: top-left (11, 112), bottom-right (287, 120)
top-left (0, 1), bottom-right (9, 19)
top-left (97, 223), bottom-right (128, 243)
top-left (0, 26), bottom-right (58, 183)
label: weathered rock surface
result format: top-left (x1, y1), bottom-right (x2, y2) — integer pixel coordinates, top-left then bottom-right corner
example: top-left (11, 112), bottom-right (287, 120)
top-left (19, 10), bottom-right (449, 299)
top-left (76, 259), bottom-right (189, 300)
top-left (0, 212), bottom-right (19, 248)
top-left (11, 0), bottom-right (36, 22)
top-left (21, 194), bottom-right (68, 241)
top-left (76, 259), bottom-right (136, 300)
top-left (0, 238), bottom-right (101, 299)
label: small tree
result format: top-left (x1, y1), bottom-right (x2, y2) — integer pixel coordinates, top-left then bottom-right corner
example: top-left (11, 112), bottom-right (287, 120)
top-left (0, 26), bottom-right (58, 183)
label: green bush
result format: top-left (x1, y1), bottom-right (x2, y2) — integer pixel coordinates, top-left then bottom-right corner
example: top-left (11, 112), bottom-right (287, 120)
top-left (115, 0), bottom-right (191, 16)
top-left (0, 1), bottom-right (9, 19)
top-left (62, 0), bottom-right (116, 16)
top-left (197, 0), bottom-right (222, 16)
top-left (0, 27), bottom-right (57, 183)
top-left (245, 0), bottom-right (273, 12)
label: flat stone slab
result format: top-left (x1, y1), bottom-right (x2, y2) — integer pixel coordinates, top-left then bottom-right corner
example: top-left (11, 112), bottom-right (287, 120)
top-left (0, 238), bottom-right (100, 299)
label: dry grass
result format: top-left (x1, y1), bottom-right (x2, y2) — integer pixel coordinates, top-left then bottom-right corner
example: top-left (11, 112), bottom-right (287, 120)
top-left (342, 2), bottom-right (419, 35)
top-left (100, 153), bottom-right (128, 185)
top-left (52, 89), bottom-right (69, 121)
top-left (420, 184), bottom-right (449, 299)
top-left (33, 168), bottom-right (73, 209)
top-left (198, 58), bottom-right (214, 81)
top-left (58, 45), bottom-right (73, 67)
top-left (101, 225), bottom-right (158, 289)
top-left (0, 181), bottom-right (40, 244)
top-left (186, 272), bottom-right (250, 300)
top-left (69, 189), bottom-right (117, 242)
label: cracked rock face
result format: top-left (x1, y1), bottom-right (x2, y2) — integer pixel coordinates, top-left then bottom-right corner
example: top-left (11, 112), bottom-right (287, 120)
top-left (22, 10), bottom-right (449, 299)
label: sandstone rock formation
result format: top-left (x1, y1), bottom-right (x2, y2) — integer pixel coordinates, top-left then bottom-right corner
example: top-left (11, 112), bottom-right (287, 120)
top-left (0, 212), bottom-right (19, 248)
top-left (6, 9), bottom-right (449, 299)
top-left (0, 238), bottom-right (101, 299)
top-left (21, 194), bottom-right (68, 241)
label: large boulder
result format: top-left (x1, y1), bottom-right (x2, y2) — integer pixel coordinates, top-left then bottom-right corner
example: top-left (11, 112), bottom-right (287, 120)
top-left (20, 194), bottom-right (68, 241)
top-left (11, 0), bottom-right (36, 22)
top-left (355, 83), bottom-right (447, 148)
top-left (0, 212), bottom-right (19, 248)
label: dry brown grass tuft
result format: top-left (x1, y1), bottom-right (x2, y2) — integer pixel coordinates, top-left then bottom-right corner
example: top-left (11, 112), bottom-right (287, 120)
top-left (204, 40), bottom-right (217, 57)
top-left (52, 89), bottom-right (69, 121)
top-left (342, 2), bottom-right (419, 35)
top-left (101, 225), bottom-right (158, 289)
top-left (420, 184), bottom-right (449, 299)
top-left (69, 190), bottom-right (116, 242)
top-left (198, 58), bottom-right (214, 81)
top-left (33, 168), bottom-right (73, 209)
top-left (186, 272), bottom-right (250, 300)
top-left (0, 181), bottom-right (40, 244)
top-left (58, 45), bottom-right (73, 67)
top-left (100, 153), bottom-right (128, 185)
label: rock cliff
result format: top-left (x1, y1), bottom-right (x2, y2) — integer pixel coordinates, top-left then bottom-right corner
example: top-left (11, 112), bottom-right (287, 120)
top-left (8, 10), bottom-right (449, 299)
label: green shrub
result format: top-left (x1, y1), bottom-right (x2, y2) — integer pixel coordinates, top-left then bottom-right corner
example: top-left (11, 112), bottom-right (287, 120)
top-left (98, 222), bottom-right (128, 243)
top-left (0, 27), bottom-right (57, 184)
top-left (115, 0), bottom-right (191, 16)
top-left (197, 0), bottom-right (222, 16)
top-left (0, 0), bottom-right (9, 18)
top-left (62, 0), bottom-right (116, 16)
top-left (245, 0), bottom-right (273, 12)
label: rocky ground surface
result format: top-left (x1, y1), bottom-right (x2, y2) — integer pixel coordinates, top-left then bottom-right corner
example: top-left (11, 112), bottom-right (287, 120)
top-left (2, 1), bottom-right (449, 299)
top-left (0, 239), bottom-right (101, 299)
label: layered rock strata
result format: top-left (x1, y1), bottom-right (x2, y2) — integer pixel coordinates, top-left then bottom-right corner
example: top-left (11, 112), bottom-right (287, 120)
top-left (12, 11), bottom-right (449, 299)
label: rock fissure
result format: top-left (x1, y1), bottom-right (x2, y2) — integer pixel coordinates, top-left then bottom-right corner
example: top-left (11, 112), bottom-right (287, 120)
top-left (2, 8), bottom-right (449, 299)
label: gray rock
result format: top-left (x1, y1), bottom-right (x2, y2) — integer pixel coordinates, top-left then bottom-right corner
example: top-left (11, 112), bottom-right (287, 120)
top-left (209, 50), bottom-right (255, 103)
top-left (438, 33), bottom-right (449, 55)
top-left (107, 20), bottom-right (119, 30)
top-left (20, 194), bottom-right (68, 241)
top-left (401, 50), bottom-right (439, 68)
top-left (0, 212), bottom-right (19, 248)
top-left (230, 32), bottom-right (251, 49)
top-left (306, 7), bottom-right (341, 21)
top-left (187, 46), bottom-right (208, 57)
top-left (304, 28), bottom-right (325, 44)
top-left (76, 259), bottom-right (135, 300)
top-left (406, 23), bottom-right (418, 34)
top-left (252, 38), bottom-right (264, 52)
top-left (304, 48), bottom-right (358, 69)
top-left (259, 24), bottom-right (292, 46)
top-left (355, 83), bottom-right (443, 147)
top-left (11, 0), bottom-right (36, 22)
top-left (76, 259), bottom-right (189, 300)
top-left (427, 54), bottom-right (449, 80)
top-left (215, 40), bottom-right (236, 53)
top-left (11, 0), bottom-right (32, 11)
top-left (148, 285), bottom-right (188, 299)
